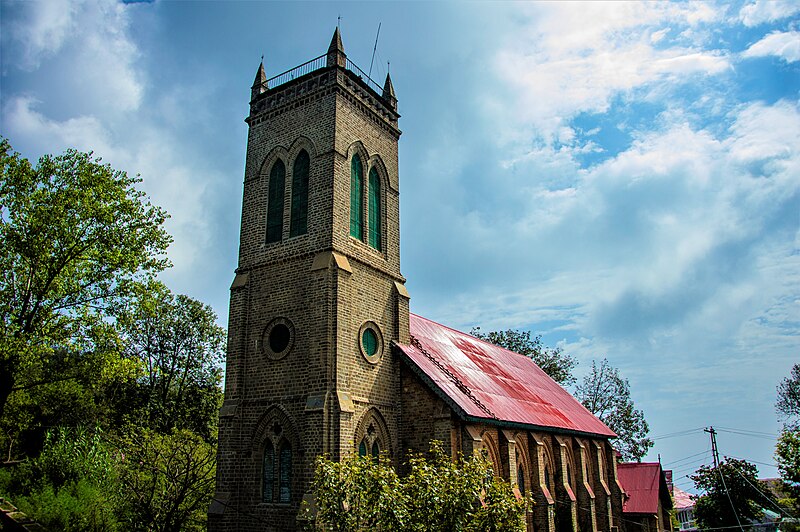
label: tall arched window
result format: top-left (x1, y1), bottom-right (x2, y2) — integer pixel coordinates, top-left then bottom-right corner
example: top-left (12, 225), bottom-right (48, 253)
top-left (290, 150), bottom-right (309, 237)
top-left (266, 159), bottom-right (285, 243)
top-left (368, 167), bottom-right (381, 250)
top-left (279, 440), bottom-right (292, 503)
top-left (263, 438), bottom-right (292, 503)
top-left (350, 154), bottom-right (363, 239)
top-left (263, 442), bottom-right (274, 502)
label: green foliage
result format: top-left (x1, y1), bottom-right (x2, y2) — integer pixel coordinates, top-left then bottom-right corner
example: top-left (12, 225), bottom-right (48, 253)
top-left (778, 364), bottom-right (800, 429)
top-left (311, 452), bottom-right (407, 530)
top-left (116, 428), bottom-right (217, 532)
top-left (691, 457), bottom-right (765, 530)
top-left (7, 426), bottom-right (122, 531)
top-left (470, 327), bottom-right (577, 386)
top-left (574, 358), bottom-right (652, 461)
top-left (14, 478), bottom-right (121, 532)
top-left (311, 443), bottom-right (528, 532)
top-left (114, 280), bottom-right (225, 441)
top-left (0, 138), bottom-right (171, 424)
top-left (0, 140), bottom-right (221, 532)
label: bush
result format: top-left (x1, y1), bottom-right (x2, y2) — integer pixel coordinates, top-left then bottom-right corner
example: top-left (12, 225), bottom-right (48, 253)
top-left (5, 426), bottom-right (122, 531)
top-left (311, 443), bottom-right (529, 532)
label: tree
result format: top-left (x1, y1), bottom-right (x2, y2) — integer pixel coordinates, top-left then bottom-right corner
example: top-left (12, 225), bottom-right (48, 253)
top-left (778, 364), bottom-right (800, 429)
top-left (775, 366), bottom-right (800, 528)
top-left (0, 139), bottom-right (171, 420)
top-left (116, 428), bottom-right (216, 532)
top-left (310, 443), bottom-right (528, 532)
top-left (691, 457), bottom-right (766, 530)
top-left (574, 359), bottom-right (652, 461)
top-left (471, 327), bottom-right (577, 386)
top-left (114, 280), bottom-right (225, 441)
top-left (776, 430), bottom-right (800, 510)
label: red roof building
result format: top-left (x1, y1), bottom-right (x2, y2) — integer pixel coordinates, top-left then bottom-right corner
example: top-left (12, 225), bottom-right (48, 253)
top-left (398, 314), bottom-right (616, 438)
top-left (392, 313), bottom-right (626, 532)
top-left (617, 462), bottom-right (674, 531)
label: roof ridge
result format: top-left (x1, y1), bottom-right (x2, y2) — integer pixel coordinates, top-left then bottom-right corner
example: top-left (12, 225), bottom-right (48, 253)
top-left (410, 312), bottom-right (529, 359)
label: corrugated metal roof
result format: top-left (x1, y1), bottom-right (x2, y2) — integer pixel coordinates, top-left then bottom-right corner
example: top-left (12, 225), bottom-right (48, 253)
top-left (672, 486), bottom-right (695, 510)
top-left (396, 313), bottom-right (616, 438)
top-left (617, 462), bottom-right (673, 515)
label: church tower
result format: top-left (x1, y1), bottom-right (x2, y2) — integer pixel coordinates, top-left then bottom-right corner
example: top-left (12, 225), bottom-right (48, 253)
top-left (209, 29), bottom-right (409, 530)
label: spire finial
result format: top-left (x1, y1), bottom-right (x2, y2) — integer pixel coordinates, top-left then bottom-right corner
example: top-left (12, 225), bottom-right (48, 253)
top-left (252, 60), bottom-right (268, 98)
top-left (327, 27), bottom-right (346, 67)
top-left (382, 71), bottom-right (396, 110)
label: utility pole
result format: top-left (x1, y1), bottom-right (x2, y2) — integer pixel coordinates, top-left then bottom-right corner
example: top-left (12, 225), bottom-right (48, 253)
top-left (704, 426), bottom-right (720, 469)
top-left (705, 426), bottom-right (744, 531)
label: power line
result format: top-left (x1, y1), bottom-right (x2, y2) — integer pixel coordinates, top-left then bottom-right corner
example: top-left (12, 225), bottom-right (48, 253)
top-left (651, 427), bottom-right (705, 440)
top-left (729, 464), bottom-right (796, 519)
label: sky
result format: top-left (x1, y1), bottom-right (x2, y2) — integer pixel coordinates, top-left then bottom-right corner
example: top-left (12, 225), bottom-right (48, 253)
top-left (1, 0), bottom-right (798, 491)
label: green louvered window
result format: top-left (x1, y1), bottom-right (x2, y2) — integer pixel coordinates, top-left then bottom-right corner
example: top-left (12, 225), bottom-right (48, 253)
top-left (350, 154), bottom-right (363, 239)
top-left (368, 167), bottom-right (381, 250)
top-left (290, 150), bottom-right (309, 237)
top-left (279, 440), bottom-right (292, 503)
top-left (358, 438), bottom-right (379, 460)
top-left (262, 442), bottom-right (274, 502)
top-left (266, 160), bottom-right (285, 243)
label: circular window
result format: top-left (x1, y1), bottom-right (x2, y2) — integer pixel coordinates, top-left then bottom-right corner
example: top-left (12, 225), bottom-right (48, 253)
top-left (269, 324), bottom-right (291, 353)
top-left (262, 318), bottom-right (295, 360)
top-left (358, 322), bottom-right (383, 364)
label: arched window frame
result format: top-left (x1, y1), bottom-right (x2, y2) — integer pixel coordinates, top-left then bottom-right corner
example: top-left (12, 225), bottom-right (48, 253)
top-left (266, 158), bottom-right (286, 244)
top-left (253, 406), bottom-right (299, 505)
top-left (289, 149), bottom-right (310, 237)
top-left (354, 407), bottom-right (392, 459)
top-left (366, 156), bottom-right (388, 254)
top-left (368, 166), bottom-right (382, 250)
top-left (350, 153), bottom-right (364, 240)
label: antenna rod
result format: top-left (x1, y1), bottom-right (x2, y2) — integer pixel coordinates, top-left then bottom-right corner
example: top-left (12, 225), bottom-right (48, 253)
top-left (368, 22), bottom-right (381, 79)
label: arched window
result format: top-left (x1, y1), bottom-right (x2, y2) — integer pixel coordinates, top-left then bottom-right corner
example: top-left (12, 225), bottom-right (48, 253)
top-left (518, 464), bottom-right (526, 494)
top-left (262, 442), bottom-right (274, 502)
top-left (262, 437), bottom-right (292, 503)
top-left (279, 440), bottom-right (292, 503)
top-left (350, 154), bottom-right (363, 239)
top-left (368, 167), bottom-right (381, 250)
top-left (290, 150), bottom-right (309, 237)
top-left (358, 437), bottom-right (380, 459)
top-left (266, 159), bottom-right (285, 243)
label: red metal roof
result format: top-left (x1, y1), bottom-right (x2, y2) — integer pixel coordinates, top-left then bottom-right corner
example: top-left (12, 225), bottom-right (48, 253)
top-left (617, 462), bottom-right (673, 515)
top-left (395, 313), bottom-right (616, 438)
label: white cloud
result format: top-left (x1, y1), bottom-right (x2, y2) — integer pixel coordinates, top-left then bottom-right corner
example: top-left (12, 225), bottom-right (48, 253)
top-left (743, 31), bottom-right (800, 63)
top-left (487, 3), bottom-right (730, 144)
top-left (9, 0), bottom-right (79, 69)
top-left (5, 0), bottom-right (143, 113)
top-left (3, 96), bottom-right (218, 283)
top-left (4, 95), bottom-right (114, 156)
top-left (739, 0), bottom-right (800, 27)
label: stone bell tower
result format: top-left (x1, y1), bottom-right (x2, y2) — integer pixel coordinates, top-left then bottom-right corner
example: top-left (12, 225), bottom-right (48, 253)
top-left (209, 29), bottom-right (409, 531)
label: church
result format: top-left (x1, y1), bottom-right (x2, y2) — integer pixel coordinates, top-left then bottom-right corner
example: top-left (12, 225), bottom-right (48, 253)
top-left (209, 29), bottom-right (627, 532)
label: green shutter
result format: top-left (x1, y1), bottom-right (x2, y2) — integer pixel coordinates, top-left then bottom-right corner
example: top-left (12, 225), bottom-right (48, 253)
top-left (290, 150), bottom-right (309, 237)
top-left (279, 440), bottom-right (292, 503)
top-left (266, 160), bottom-right (285, 243)
top-left (350, 155), bottom-right (363, 239)
top-left (368, 168), bottom-right (381, 250)
top-left (263, 442), bottom-right (274, 502)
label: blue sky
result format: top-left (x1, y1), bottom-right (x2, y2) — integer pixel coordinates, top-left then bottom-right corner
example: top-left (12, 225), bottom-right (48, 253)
top-left (2, 1), bottom-right (798, 488)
